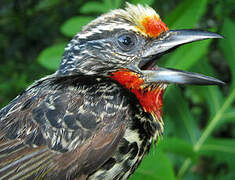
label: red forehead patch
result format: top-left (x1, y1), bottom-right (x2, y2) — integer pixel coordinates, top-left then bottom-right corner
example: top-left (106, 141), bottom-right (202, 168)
top-left (141, 15), bottom-right (168, 38)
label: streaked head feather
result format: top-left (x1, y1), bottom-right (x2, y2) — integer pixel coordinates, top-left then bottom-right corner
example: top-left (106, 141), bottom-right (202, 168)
top-left (120, 3), bottom-right (168, 37)
top-left (82, 3), bottom-right (168, 38)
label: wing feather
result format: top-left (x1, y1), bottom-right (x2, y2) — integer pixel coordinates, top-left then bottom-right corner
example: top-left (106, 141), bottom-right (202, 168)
top-left (0, 76), bottom-right (130, 179)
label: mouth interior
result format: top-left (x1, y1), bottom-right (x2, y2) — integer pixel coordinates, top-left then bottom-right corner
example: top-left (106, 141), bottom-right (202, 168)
top-left (140, 59), bottom-right (158, 70)
top-left (139, 44), bottom-right (180, 71)
top-left (139, 44), bottom-right (179, 70)
top-left (138, 51), bottom-right (225, 86)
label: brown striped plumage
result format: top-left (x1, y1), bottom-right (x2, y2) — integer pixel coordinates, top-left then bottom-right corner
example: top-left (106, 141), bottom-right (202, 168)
top-left (0, 75), bottom-right (161, 179)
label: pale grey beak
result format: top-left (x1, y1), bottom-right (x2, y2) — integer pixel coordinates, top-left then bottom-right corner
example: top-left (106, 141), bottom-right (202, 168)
top-left (143, 67), bottom-right (225, 85)
top-left (141, 29), bottom-right (224, 85)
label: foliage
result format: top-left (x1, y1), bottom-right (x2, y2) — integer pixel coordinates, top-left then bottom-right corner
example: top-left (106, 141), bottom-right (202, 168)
top-left (1, 0), bottom-right (234, 179)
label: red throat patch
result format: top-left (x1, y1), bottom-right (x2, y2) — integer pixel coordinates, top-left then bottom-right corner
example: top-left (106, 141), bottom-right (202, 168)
top-left (110, 69), bottom-right (164, 119)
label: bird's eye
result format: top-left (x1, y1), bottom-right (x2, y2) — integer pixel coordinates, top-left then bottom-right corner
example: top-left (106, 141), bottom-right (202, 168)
top-left (116, 33), bottom-right (137, 51)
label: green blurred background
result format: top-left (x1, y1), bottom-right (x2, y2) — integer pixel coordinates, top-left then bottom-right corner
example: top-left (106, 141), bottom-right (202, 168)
top-left (0, 0), bottom-right (235, 179)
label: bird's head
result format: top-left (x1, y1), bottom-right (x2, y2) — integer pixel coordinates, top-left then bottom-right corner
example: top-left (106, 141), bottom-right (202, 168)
top-left (57, 3), bottom-right (224, 116)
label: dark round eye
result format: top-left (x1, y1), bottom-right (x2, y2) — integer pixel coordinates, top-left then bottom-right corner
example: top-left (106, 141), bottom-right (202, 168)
top-left (116, 33), bottom-right (137, 51)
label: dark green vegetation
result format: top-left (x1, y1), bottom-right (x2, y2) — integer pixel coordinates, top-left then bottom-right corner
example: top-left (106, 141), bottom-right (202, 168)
top-left (0, 0), bottom-right (234, 179)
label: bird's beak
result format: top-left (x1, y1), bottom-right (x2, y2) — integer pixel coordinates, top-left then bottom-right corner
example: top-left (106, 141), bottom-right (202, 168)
top-left (140, 29), bottom-right (225, 85)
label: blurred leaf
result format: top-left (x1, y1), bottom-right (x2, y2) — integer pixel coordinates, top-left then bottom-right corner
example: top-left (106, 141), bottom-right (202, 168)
top-left (80, 2), bottom-right (108, 14)
top-left (199, 138), bottom-right (235, 169)
top-left (104, 0), bottom-right (122, 9)
top-left (35, 0), bottom-right (60, 10)
top-left (183, 173), bottom-right (203, 180)
top-left (162, 115), bottom-right (175, 136)
top-left (165, 40), bottom-right (212, 70)
top-left (165, 0), bottom-right (209, 29)
top-left (200, 138), bottom-right (235, 155)
top-left (37, 43), bottom-right (67, 70)
top-left (158, 137), bottom-right (197, 161)
top-left (189, 59), bottom-right (223, 118)
top-left (164, 86), bottom-right (200, 144)
top-left (61, 16), bottom-right (94, 37)
top-left (130, 172), bottom-right (156, 180)
top-left (130, 150), bottom-right (175, 180)
top-left (222, 108), bottom-right (235, 124)
top-left (221, 173), bottom-right (235, 180)
top-left (80, 0), bottom-right (122, 14)
top-left (130, 0), bottom-right (154, 5)
top-left (220, 18), bottom-right (235, 90)
top-left (177, 88), bottom-right (235, 178)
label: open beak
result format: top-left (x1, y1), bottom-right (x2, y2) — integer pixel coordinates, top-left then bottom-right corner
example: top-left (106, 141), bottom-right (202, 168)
top-left (140, 29), bottom-right (225, 85)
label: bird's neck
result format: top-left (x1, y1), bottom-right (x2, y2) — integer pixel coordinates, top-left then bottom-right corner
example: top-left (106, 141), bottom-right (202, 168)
top-left (110, 69), bottom-right (164, 120)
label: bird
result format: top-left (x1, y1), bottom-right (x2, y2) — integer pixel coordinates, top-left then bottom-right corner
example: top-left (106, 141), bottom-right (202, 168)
top-left (0, 3), bottom-right (224, 180)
